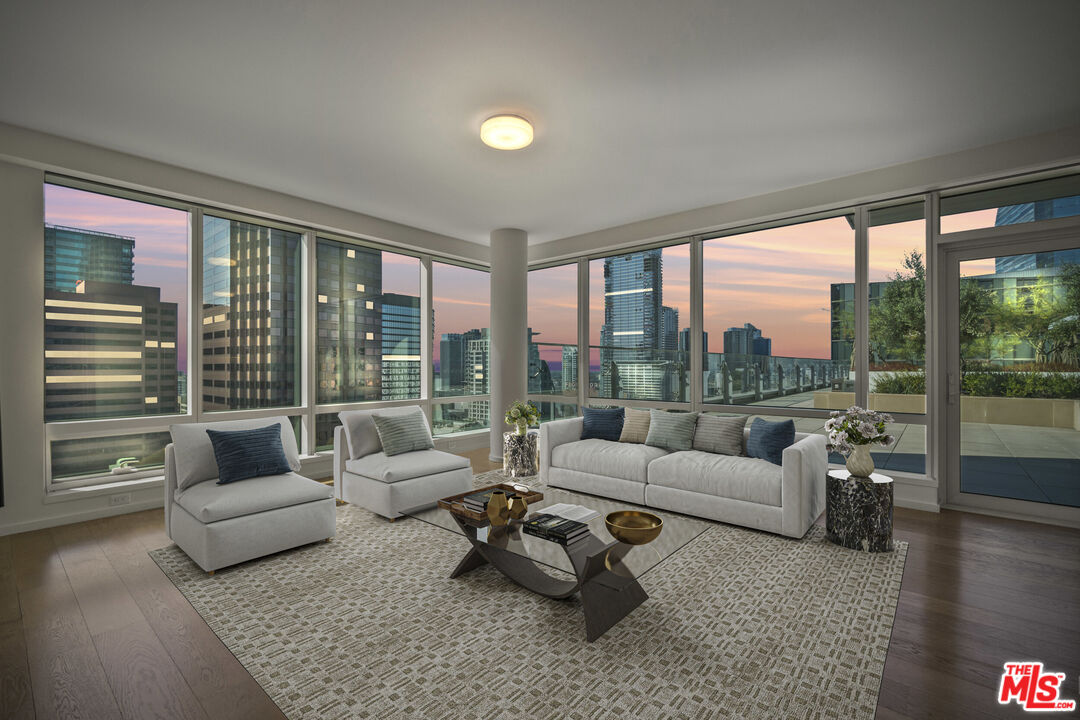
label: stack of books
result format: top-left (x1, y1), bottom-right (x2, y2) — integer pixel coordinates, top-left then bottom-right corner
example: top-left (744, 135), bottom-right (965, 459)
top-left (461, 488), bottom-right (518, 514)
top-left (522, 513), bottom-right (591, 546)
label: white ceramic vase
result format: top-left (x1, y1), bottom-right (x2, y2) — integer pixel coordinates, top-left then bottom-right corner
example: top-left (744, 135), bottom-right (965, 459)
top-left (846, 444), bottom-right (875, 477)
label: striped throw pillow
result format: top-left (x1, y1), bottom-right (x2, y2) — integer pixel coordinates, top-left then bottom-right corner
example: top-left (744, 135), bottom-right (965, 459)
top-left (372, 408), bottom-right (435, 456)
top-left (618, 407), bottom-right (651, 444)
top-left (693, 414), bottom-right (748, 456)
top-left (644, 410), bottom-right (700, 452)
top-left (205, 424), bottom-right (293, 485)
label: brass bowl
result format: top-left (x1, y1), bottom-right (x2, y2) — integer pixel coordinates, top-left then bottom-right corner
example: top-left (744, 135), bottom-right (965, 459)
top-left (605, 510), bottom-right (663, 545)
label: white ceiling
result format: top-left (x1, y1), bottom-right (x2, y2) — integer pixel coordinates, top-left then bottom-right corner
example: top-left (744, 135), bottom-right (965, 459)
top-left (1, 0), bottom-right (1078, 246)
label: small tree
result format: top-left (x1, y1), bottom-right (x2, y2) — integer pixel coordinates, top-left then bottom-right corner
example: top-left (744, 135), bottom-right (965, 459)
top-left (869, 251), bottom-right (926, 365)
top-left (994, 263), bottom-right (1080, 365)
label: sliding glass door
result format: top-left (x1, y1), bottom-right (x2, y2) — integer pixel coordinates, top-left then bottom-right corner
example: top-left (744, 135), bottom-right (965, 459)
top-left (944, 230), bottom-right (1080, 520)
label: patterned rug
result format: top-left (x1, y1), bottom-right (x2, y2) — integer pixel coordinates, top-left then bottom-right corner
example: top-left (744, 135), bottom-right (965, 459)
top-left (150, 471), bottom-right (908, 720)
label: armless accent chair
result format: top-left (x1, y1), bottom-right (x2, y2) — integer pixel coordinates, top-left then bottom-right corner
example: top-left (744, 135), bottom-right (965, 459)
top-left (333, 406), bottom-right (473, 520)
top-left (165, 416), bottom-right (336, 574)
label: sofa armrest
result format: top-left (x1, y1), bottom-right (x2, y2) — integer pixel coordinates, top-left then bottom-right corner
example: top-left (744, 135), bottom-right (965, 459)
top-left (539, 417), bottom-right (584, 484)
top-left (780, 433), bottom-right (827, 538)
top-left (164, 443), bottom-right (177, 538)
top-left (333, 425), bottom-right (348, 502)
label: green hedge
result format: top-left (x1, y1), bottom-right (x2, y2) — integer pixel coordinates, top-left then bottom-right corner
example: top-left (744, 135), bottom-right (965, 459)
top-left (873, 371), bottom-right (1080, 399)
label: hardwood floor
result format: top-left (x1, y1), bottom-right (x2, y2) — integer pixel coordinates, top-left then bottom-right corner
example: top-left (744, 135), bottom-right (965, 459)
top-left (0, 448), bottom-right (1076, 720)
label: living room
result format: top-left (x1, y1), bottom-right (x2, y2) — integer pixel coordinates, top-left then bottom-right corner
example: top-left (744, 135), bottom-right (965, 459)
top-left (1, 1), bottom-right (1079, 719)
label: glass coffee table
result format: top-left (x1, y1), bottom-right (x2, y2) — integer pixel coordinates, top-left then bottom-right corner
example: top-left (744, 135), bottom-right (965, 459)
top-left (405, 484), bottom-right (712, 641)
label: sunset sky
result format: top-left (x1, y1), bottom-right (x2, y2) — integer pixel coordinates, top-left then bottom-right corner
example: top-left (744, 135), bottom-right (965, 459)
top-left (45, 183), bottom-right (1003, 376)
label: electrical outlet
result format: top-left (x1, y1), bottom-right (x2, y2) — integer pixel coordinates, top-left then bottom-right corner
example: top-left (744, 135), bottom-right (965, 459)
top-left (109, 493), bottom-right (132, 507)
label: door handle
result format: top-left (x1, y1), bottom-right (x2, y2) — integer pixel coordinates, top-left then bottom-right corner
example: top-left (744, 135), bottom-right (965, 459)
top-left (947, 372), bottom-right (959, 405)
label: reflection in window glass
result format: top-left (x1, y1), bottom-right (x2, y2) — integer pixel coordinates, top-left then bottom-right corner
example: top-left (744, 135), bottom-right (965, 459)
top-left (528, 264), bottom-right (578, 395)
top-left (202, 216), bottom-right (301, 412)
top-left (433, 264), bottom-right (490, 413)
top-left (588, 245), bottom-right (690, 401)
top-left (44, 184), bottom-right (189, 421)
top-left (702, 216), bottom-right (854, 410)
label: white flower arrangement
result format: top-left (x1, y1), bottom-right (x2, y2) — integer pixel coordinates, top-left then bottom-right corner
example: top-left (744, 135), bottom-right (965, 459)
top-left (825, 406), bottom-right (894, 456)
top-left (505, 400), bottom-right (540, 435)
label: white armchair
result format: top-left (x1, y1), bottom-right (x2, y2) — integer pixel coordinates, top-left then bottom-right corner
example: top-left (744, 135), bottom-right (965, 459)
top-left (165, 416), bottom-right (336, 574)
top-left (334, 406), bottom-right (473, 519)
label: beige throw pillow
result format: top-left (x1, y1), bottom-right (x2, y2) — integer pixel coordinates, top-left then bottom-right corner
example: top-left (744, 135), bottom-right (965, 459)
top-left (618, 407), bottom-right (651, 443)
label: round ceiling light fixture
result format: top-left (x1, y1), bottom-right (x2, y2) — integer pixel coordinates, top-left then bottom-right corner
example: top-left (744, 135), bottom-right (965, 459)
top-left (480, 114), bottom-right (533, 150)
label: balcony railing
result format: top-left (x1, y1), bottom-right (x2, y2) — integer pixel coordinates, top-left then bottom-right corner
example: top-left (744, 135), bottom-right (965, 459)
top-left (703, 352), bottom-right (849, 405)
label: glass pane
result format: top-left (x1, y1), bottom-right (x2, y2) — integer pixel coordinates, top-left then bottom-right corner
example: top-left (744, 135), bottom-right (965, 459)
top-left (433, 263), bottom-right (490, 412)
top-left (315, 412), bottom-right (342, 453)
top-left (868, 205), bottom-right (927, 415)
top-left (528, 264), bottom-right (578, 395)
top-left (529, 400), bottom-right (577, 423)
top-left (432, 401), bottom-right (490, 436)
top-left (702, 216), bottom-right (854, 410)
top-left (589, 245), bottom-right (690, 402)
top-left (44, 184), bottom-right (189, 421)
top-left (959, 249), bottom-right (1080, 507)
top-left (316, 239), bottom-right (421, 403)
top-left (202, 216), bottom-right (301, 411)
top-left (50, 431), bottom-right (172, 482)
top-left (940, 174), bottom-right (1080, 234)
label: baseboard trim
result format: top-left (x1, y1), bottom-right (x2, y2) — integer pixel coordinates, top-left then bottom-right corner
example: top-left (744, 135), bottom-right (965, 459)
top-left (894, 498), bottom-right (941, 513)
top-left (0, 498), bottom-right (163, 537)
top-left (942, 503), bottom-right (1080, 529)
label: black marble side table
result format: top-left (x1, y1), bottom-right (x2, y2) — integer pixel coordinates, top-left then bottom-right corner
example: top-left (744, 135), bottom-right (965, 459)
top-left (826, 470), bottom-right (893, 552)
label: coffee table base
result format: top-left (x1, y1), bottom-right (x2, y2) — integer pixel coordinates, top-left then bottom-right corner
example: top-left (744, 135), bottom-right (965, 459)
top-left (449, 515), bottom-right (647, 641)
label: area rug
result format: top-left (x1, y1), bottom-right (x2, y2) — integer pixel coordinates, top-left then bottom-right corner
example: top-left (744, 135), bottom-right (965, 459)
top-left (150, 471), bottom-right (908, 720)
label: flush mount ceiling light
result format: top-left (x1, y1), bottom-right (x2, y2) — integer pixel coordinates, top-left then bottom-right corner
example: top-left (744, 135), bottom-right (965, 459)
top-left (480, 114), bottom-right (533, 150)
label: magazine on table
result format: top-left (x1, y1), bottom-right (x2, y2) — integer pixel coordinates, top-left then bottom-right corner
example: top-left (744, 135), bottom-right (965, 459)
top-left (542, 503), bottom-right (599, 523)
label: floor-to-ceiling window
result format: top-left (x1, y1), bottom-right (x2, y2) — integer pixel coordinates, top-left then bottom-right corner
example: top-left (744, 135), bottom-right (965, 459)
top-left (432, 261), bottom-right (490, 436)
top-left (589, 244), bottom-right (690, 404)
top-left (527, 263), bottom-right (579, 421)
top-left (44, 182), bottom-right (189, 485)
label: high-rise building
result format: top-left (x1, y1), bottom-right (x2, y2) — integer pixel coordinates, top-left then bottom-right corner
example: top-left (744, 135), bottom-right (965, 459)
top-left (467, 329), bottom-right (490, 423)
top-left (600, 249), bottom-right (664, 397)
top-left (994, 197), bottom-right (1080, 272)
top-left (526, 328), bottom-right (555, 393)
top-left (677, 328), bottom-right (707, 354)
top-left (561, 345), bottom-right (579, 392)
top-left (380, 293), bottom-right (421, 400)
top-left (661, 306), bottom-right (679, 352)
top-left (723, 323), bottom-right (771, 356)
top-left (202, 217), bottom-right (299, 411)
top-left (45, 224), bottom-right (134, 291)
top-left (45, 281), bottom-right (180, 421)
top-left (439, 328), bottom-right (484, 394)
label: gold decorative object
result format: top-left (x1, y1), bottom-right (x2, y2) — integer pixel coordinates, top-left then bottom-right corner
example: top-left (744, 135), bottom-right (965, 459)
top-left (486, 490), bottom-right (510, 527)
top-left (605, 510), bottom-right (663, 545)
top-left (507, 495), bottom-right (528, 520)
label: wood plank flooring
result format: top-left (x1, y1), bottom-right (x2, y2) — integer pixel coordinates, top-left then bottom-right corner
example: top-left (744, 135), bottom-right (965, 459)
top-left (0, 448), bottom-right (1077, 719)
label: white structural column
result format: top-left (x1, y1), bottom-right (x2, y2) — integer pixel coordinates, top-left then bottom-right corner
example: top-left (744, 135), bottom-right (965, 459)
top-left (489, 228), bottom-right (529, 461)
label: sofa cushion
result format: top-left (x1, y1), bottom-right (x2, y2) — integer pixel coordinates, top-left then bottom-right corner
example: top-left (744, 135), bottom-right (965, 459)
top-left (170, 416), bottom-right (301, 491)
top-left (747, 418), bottom-right (795, 466)
top-left (550, 439), bottom-right (668, 483)
top-left (206, 423), bottom-right (293, 484)
top-left (618, 407), bottom-right (651, 444)
top-left (345, 449), bottom-right (469, 484)
top-left (645, 410), bottom-right (699, 452)
top-left (693, 414), bottom-right (748, 456)
top-left (372, 408), bottom-right (434, 456)
top-left (581, 407), bottom-right (624, 441)
top-left (648, 451), bottom-right (782, 507)
top-left (175, 472), bottom-right (332, 524)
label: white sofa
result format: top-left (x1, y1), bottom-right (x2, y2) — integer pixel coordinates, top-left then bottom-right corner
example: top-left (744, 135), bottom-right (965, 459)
top-left (539, 416), bottom-right (826, 538)
top-left (334, 406), bottom-right (473, 519)
top-left (165, 416), bottom-right (336, 573)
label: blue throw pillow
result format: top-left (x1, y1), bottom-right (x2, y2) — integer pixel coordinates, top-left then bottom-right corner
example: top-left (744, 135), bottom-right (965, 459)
top-left (206, 423), bottom-right (293, 485)
top-left (746, 418), bottom-right (795, 466)
top-left (581, 407), bottom-right (625, 441)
